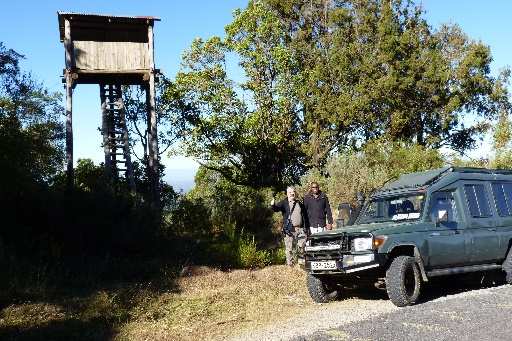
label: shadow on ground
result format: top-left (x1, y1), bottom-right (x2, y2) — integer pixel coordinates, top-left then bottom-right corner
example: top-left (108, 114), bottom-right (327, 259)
top-left (0, 318), bottom-right (114, 341)
top-left (336, 270), bottom-right (507, 304)
top-left (419, 271), bottom-right (506, 303)
top-left (0, 258), bottom-right (182, 341)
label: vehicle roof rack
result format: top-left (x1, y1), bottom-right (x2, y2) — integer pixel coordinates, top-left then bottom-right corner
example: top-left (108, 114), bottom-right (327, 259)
top-left (373, 166), bottom-right (512, 197)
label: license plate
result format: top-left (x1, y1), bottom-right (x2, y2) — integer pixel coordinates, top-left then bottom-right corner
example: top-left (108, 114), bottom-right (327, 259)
top-left (311, 260), bottom-right (337, 270)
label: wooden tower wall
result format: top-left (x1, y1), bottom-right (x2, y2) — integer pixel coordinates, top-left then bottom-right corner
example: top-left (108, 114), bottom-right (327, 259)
top-left (73, 41), bottom-right (150, 71)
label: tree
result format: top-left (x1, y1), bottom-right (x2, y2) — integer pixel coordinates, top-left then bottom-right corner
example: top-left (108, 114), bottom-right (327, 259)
top-left (493, 109), bottom-right (512, 151)
top-left (123, 76), bottom-right (179, 166)
top-left (276, 0), bottom-right (510, 163)
top-left (486, 108), bottom-right (512, 169)
top-left (121, 76), bottom-right (182, 204)
top-left (166, 33), bottom-right (305, 189)
top-left (0, 42), bottom-right (64, 190)
top-left (167, 0), bottom-right (510, 188)
top-left (299, 139), bottom-right (445, 208)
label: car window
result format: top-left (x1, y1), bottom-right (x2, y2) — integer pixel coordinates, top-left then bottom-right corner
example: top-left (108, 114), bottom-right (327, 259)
top-left (464, 184), bottom-right (492, 218)
top-left (430, 191), bottom-right (459, 228)
top-left (358, 194), bottom-right (424, 224)
top-left (491, 182), bottom-right (512, 217)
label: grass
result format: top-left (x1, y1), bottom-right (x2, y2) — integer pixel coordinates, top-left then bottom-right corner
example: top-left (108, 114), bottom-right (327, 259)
top-left (0, 263), bottom-right (311, 341)
top-left (0, 257), bottom-right (179, 341)
top-left (0, 284), bottom-right (158, 341)
top-left (117, 265), bottom-right (310, 340)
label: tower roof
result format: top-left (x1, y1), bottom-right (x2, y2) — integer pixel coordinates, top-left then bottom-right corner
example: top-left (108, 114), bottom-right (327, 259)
top-left (57, 11), bottom-right (160, 41)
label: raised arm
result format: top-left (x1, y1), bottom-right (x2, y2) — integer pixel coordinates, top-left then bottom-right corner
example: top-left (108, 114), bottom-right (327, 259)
top-left (271, 198), bottom-right (285, 213)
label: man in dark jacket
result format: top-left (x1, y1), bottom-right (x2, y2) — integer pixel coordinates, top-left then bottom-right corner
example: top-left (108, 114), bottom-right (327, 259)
top-left (271, 186), bottom-right (308, 266)
top-left (304, 181), bottom-right (333, 234)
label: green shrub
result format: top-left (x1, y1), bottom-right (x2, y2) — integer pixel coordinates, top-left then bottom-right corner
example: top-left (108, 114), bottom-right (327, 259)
top-left (237, 235), bottom-right (271, 269)
top-left (185, 166), bottom-right (276, 244)
top-left (270, 245), bottom-right (286, 265)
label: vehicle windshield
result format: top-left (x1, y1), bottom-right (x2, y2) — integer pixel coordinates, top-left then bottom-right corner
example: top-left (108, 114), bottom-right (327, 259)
top-left (357, 193), bottom-right (425, 224)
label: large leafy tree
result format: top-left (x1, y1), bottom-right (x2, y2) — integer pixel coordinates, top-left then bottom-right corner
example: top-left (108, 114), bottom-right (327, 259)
top-left (0, 42), bottom-right (64, 190)
top-left (167, 0), bottom-right (510, 188)
top-left (271, 0), bottom-right (510, 162)
top-left (167, 31), bottom-right (305, 189)
top-left (352, 1), bottom-right (509, 151)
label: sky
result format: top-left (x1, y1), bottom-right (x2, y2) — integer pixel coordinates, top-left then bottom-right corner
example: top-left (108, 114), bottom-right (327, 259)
top-left (1, 1), bottom-right (510, 191)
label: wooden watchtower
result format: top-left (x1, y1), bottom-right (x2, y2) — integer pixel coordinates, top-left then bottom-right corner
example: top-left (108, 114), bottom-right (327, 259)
top-left (57, 12), bottom-right (160, 201)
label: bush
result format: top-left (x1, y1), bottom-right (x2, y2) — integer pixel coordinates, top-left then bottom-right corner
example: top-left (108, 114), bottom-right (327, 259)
top-left (237, 234), bottom-right (271, 269)
top-left (270, 245), bottom-right (286, 265)
top-left (163, 165), bottom-right (280, 269)
top-left (185, 166), bottom-right (276, 243)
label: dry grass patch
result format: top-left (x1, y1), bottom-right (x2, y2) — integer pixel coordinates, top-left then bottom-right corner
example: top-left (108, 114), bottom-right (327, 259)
top-left (117, 265), bottom-right (312, 341)
top-left (0, 303), bottom-right (66, 329)
top-left (1, 265), bottom-right (314, 341)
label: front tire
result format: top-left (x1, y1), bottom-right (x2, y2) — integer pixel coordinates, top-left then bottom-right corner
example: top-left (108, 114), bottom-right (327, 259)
top-left (386, 256), bottom-right (422, 307)
top-left (307, 274), bottom-right (340, 303)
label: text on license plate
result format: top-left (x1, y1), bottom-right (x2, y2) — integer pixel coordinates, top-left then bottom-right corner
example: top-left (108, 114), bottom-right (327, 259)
top-left (311, 260), bottom-right (337, 270)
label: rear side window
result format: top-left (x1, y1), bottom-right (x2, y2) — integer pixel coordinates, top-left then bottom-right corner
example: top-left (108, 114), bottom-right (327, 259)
top-left (464, 184), bottom-right (492, 218)
top-left (491, 182), bottom-right (512, 216)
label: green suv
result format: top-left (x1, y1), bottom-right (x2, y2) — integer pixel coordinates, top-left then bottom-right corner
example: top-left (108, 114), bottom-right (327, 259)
top-left (304, 167), bottom-right (512, 307)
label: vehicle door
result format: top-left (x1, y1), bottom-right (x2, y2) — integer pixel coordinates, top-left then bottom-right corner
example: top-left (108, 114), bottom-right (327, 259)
top-left (426, 189), bottom-right (469, 268)
top-left (462, 182), bottom-right (501, 263)
top-left (489, 182), bottom-right (512, 260)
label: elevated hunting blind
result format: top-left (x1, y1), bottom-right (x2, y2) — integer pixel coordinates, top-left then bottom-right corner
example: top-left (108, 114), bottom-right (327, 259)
top-left (57, 12), bottom-right (161, 201)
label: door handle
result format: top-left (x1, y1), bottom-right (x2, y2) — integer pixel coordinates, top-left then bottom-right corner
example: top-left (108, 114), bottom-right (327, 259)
top-left (429, 232), bottom-right (440, 236)
top-left (488, 228), bottom-right (497, 232)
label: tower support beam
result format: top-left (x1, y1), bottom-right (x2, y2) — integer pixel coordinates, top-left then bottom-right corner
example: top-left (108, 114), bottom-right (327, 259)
top-left (147, 23), bottom-right (160, 205)
top-left (64, 18), bottom-right (74, 189)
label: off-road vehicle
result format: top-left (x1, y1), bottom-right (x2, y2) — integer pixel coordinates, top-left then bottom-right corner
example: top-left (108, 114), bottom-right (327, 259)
top-left (304, 167), bottom-right (512, 307)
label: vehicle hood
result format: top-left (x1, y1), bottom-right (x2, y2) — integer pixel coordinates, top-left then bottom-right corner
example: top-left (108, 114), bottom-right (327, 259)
top-left (309, 220), bottom-right (422, 238)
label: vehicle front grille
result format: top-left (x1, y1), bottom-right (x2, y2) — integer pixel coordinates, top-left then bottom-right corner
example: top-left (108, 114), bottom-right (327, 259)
top-left (305, 233), bottom-right (350, 260)
top-left (311, 233), bottom-right (350, 250)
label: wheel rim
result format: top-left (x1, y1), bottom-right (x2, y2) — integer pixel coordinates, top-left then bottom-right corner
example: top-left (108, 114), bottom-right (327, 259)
top-left (404, 265), bottom-right (416, 297)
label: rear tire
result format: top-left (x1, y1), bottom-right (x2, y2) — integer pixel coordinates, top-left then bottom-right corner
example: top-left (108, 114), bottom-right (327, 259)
top-left (503, 247), bottom-right (512, 284)
top-left (307, 274), bottom-right (340, 303)
top-left (386, 256), bottom-right (422, 307)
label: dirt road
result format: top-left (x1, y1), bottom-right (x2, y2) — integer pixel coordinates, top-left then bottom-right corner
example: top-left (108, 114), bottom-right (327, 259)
top-left (231, 278), bottom-right (512, 341)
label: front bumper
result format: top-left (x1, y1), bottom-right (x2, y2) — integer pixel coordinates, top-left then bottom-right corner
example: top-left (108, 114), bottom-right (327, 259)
top-left (304, 252), bottom-right (387, 274)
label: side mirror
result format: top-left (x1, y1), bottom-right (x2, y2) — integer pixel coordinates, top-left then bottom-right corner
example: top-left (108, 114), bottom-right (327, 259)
top-left (435, 209), bottom-right (448, 227)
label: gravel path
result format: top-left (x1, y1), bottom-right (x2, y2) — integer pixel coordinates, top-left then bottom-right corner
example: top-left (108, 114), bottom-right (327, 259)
top-left (230, 281), bottom-right (512, 341)
top-left (230, 294), bottom-right (398, 341)
top-left (303, 284), bottom-right (512, 341)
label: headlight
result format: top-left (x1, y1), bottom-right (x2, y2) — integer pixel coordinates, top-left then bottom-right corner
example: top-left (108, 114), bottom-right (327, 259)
top-left (353, 237), bottom-right (373, 251)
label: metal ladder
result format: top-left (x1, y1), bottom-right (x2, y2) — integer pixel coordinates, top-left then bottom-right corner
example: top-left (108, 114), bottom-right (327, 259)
top-left (100, 84), bottom-right (136, 190)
